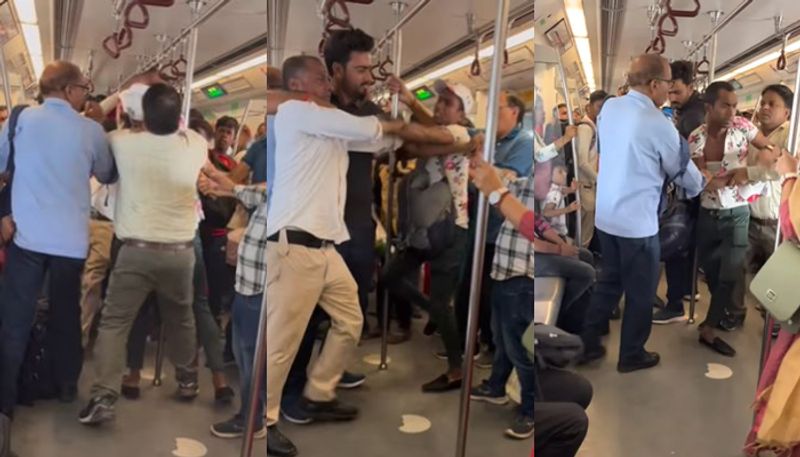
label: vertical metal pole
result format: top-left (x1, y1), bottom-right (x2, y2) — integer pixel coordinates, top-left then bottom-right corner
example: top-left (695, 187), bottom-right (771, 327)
top-left (234, 99), bottom-right (253, 154)
top-left (708, 11), bottom-right (723, 81)
top-left (555, 54), bottom-right (582, 245)
top-left (380, 1), bottom-right (406, 371)
top-left (0, 45), bottom-right (13, 109)
top-left (454, 1), bottom-right (510, 456)
top-left (181, 0), bottom-right (203, 123)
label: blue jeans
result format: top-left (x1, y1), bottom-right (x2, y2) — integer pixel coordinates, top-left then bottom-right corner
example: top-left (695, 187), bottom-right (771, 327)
top-left (581, 230), bottom-right (660, 362)
top-left (534, 248), bottom-right (595, 334)
top-left (0, 242), bottom-right (85, 416)
top-left (231, 292), bottom-right (264, 428)
top-left (335, 223), bottom-right (375, 333)
top-left (486, 276), bottom-right (534, 417)
top-left (281, 308), bottom-right (328, 410)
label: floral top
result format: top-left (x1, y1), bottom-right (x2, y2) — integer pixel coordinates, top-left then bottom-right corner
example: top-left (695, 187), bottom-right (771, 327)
top-left (425, 125), bottom-right (471, 229)
top-left (687, 116), bottom-right (765, 209)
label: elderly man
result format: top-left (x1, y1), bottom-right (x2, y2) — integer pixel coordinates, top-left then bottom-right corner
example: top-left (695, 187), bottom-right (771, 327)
top-left (0, 62), bottom-right (115, 453)
top-left (579, 55), bottom-right (706, 372)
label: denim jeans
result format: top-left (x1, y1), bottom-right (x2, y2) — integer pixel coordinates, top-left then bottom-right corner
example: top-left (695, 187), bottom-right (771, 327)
top-left (231, 292), bottom-right (264, 429)
top-left (335, 223), bottom-right (376, 334)
top-left (0, 243), bottom-right (85, 416)
top-left (534, 248), bottom-right (595, 334)
top-left (485, 276), bottom-right (534, 417)
top-left (581, 230), bottom-right (660, 362)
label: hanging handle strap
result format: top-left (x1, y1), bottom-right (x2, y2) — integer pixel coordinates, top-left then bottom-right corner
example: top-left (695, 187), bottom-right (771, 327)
top-left (667, 0), bottom-right (701, 18)
top-left (657, 12), bottom-right (679, 37)
top-left (124, 0), bottom-right (150, 29)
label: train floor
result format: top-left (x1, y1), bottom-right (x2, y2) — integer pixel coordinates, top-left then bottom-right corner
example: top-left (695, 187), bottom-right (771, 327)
top-left (12, 315), bottom-right (533, 456)
top-left (576, 268), bottom-right (764, 457)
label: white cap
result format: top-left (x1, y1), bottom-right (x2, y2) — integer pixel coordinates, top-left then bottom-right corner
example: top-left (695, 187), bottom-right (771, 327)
top-left (433, 79), bottom-right (475, 115)
top-left (119, 83), bottom-right (149, 122)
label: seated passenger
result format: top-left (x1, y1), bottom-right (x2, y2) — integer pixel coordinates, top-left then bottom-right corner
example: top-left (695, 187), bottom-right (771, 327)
top-left (534, 366), bottom-right (592, 457)
top-left (79, 84), bottom-right (208, 425)
top-left (541, 164), bottom-right (579, 240)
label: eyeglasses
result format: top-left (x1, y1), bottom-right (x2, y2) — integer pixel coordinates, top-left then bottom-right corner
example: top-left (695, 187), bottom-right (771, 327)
top-left (652, 78), bottom-right (674, 87)
top-left (68, 81), bottom-right (95, 93)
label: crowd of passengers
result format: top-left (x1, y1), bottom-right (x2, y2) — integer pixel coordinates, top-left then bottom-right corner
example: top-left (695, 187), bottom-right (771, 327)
top-left (0, 27), bottom-right (539, 457)
top-left (532, 53), bottom-right (800, 457)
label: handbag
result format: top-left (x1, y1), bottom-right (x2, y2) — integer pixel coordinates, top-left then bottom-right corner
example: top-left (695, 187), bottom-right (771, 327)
top-left (532, 323), bottom-right (584, 368)
top-left (750, 241), bottom-right (800, 333)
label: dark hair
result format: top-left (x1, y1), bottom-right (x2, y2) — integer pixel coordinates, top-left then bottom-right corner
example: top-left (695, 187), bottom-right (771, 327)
top-left (589, 90), bottom-right (609, 105)
top-left (762, 84), bottom-right (794, 110)
top-left (670, 60), bottom-right (695, 86)
top-left (215, 115), bottom-right (239, 132)
top-left (189, 108), bottom-right (205, 122)
top-left (557, 103), bottom-right (567, 110)
top-left (102, 118), bottom-right (118, 133)
top-left (703, 81), bottom-right (736, 106)
top-left (189, 118), bottom-right (214, 140)
top-left (282, 55), bottom-right (323, 91)
top-left (142, 83), bottom-right (182, 135)
top-left (323, 28), bottom-right (375, 75)
top-left (506, 92), bottom-right (527, 125)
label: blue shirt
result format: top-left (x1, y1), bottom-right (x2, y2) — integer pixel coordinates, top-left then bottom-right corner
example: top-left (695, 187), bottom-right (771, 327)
top-left (243, 137), bottom-right (266, 184)
top-left (595, 90), bottom-right (703, 238)
top-left (486, 126), bottom-right (535, 242)
top-left (265, 115), bottom-right (276, 204)
top-left (0, 98), bottom-right (115, 258)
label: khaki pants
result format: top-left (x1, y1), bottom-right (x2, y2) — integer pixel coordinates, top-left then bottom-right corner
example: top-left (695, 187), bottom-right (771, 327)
top-left (265, 233), bottom-right (363, 425)
top-left (80, 219), bottom-right (114, 343)
top-left (91, 244), bottom-right (198, 398)
top-left (579, 186), bottom-right (595, 248)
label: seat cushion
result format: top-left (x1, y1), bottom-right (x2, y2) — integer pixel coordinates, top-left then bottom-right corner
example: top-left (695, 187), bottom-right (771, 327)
top-left (534, 277), bottom-right (565, 326)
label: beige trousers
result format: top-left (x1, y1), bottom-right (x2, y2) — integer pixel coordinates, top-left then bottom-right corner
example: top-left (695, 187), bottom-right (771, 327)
top-left (80, 219), bottom-right (114, 344)
top-left (265, 233), bottom-right (363, 425)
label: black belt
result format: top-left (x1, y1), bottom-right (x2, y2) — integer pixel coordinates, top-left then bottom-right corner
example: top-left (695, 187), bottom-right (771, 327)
top-left (91, 210), bottom-right (111, 222)
top-left (267, 230), bottom-right (334, 249)
top-left (702, 206), bottom-right (750, 218)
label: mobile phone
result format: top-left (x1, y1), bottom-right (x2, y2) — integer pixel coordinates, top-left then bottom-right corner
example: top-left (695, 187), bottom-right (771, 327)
top-left (662, 106), bottom-right (674, 119)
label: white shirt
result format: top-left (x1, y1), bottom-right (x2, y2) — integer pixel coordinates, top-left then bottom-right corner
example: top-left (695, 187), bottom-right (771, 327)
top-left (267, 100), bottom-right (388, 244)
top-left (425, 125), bottom-right (471, 229)
top-left (111, 129), bottom-right (207, 243)
top-left (544, 182), bottom-right (568, 236)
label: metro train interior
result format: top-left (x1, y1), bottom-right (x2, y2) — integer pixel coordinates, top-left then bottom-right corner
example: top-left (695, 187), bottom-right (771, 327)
top-left (534, 0), bottom-right (800, 456)
top-left (0, 0), bottom-right (539, 457)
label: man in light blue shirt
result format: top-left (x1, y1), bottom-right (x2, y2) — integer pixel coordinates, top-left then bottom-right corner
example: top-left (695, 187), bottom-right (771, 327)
top-left (579, 54), bottom-right (705, 373)
top-left (0, 61), bottom-right (115, 420)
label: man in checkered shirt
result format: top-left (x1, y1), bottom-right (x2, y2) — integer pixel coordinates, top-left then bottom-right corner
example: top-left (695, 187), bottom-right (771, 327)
top-left (469, 176), bottom-right (535, 439)
top-left (198, 166), bottom-right (268, 439)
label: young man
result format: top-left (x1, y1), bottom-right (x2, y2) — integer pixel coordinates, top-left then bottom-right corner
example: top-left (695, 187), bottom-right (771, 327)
top-left (580, 55), bottom-right (706, 372)
top-left (79, 84), bottom-right (208, 424)
top-left (652, 60), bottom-right (706, 323)
top-left (689, 81), bottom-right (777, 356)
top-left (729, 85), bottom-right (792, 330)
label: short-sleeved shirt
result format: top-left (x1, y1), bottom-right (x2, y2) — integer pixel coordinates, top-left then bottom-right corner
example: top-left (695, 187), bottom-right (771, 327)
top-left (544, 182), bottom-right (567, 236)
top-left (425, 124), bottom-right (471, 229)
top-left (688, 116), bottom-right (765, 209)
top-left (243, 137), bottom-right (266, 184)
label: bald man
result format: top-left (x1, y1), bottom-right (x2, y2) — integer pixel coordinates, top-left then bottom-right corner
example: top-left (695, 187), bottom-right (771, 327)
top-left (578, 55), bottom-right (707, 373)
top-left (0, 61), bottom-right (115, 427)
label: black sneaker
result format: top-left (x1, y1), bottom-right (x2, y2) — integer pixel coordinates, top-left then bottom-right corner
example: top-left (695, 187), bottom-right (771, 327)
top-left (267, 426), bottom-right (298, 457)
top-left (177, 381), bottom-right (200, 400)
top-left (504, 414), bottom-right (534, 440)
top-left (470, 381), bottom-right (509, 405)
top-left (78, 395), bottom-right (116, 425)
top-left (617, 351), bottom-right (660, 373)
top-left (300, 397), bottom-right (358, 422)
top-left (717, 316), bottom-right (744, 332)
top-left (421, 374), bottom-right (462, 393)
top-left (281, 401), bottom-right (313, 425)
top-left (210, 416), bottom-right (266, 440)
top-left (652, 308), bottom-right (687, 325)
top-left (337, 372), bottom-right (366, 389)
top-left (577, 345), bottom-right (606, 365)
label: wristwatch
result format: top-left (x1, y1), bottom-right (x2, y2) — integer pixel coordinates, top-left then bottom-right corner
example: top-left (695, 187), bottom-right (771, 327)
top-left (489, 187), bottom-right (510, 206)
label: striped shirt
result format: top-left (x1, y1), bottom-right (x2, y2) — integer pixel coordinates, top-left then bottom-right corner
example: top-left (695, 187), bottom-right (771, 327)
top-left (492, 177), bottom-right (534, 281)
top-left (233, 184), bottom-right (268, 296)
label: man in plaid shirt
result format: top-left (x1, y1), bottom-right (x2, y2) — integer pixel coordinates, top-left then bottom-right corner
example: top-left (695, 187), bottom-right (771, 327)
top-left (199, 165), bottom-right (269, 440)
top-left (469, 176), bottom-right (536, 440)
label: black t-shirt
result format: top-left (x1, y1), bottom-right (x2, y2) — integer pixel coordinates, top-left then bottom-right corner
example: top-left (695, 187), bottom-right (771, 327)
top-left (331, 94), bottom-right (386, 230)
top-left (676, 92), bottom-right (705, 140)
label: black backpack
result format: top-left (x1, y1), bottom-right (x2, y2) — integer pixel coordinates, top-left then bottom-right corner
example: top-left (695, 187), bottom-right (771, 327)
top-left (533, 324), bottom-right (584, 369)
top-left (0, 105), bottom-right (30, 219)
top-left (396, 158), bottom-right (456, 260)
top-left (658, 136), bottom-right (696, 261)
top-left (16, 309), bottom-right (56, 405)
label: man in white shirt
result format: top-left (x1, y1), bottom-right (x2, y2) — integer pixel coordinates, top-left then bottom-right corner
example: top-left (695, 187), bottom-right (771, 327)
top-left (79, 84), bottom-right (208, 425)
top-left (575, 90), bottom-right (609, 248)
top-left (265, 55), bottom-right (407, 456)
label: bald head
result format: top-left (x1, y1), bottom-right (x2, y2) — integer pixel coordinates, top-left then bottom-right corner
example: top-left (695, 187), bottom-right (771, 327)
top-left (39, 61), bottom-right (84, 96)
top-left (627, 54), bottom-right (670, 87)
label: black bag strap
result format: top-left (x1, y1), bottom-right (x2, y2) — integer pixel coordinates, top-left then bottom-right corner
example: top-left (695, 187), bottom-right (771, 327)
top-left (0, 105), bottom-right (30, 217)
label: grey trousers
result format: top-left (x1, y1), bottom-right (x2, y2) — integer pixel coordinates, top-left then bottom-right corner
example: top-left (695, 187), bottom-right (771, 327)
top-left (91, 243), bottom-right (198, 398)
top-left (730, 216), bottom-right (778, 318)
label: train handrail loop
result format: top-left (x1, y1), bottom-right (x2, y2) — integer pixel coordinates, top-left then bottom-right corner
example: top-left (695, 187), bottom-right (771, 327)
top-left (138, 0), bottom-right (175, 5)
top-left (124, 0), bottom-right (150, 29)
top-left (695, 56), bottom-right (710, 75)
top-left (116, 25), bottom-right (133, 51)
top-left (102, 34), bottom-right (121, 59)
top-left (777, 34), bottom-right (789, 71)
top-left (646, 33), bottom-right (666, 54)
top-left (480, 30), bottom-right (509, 65)
top-left (657, 12), bottom-right (679, 37)
top-left (666, 0), bottom-right (701, 18)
